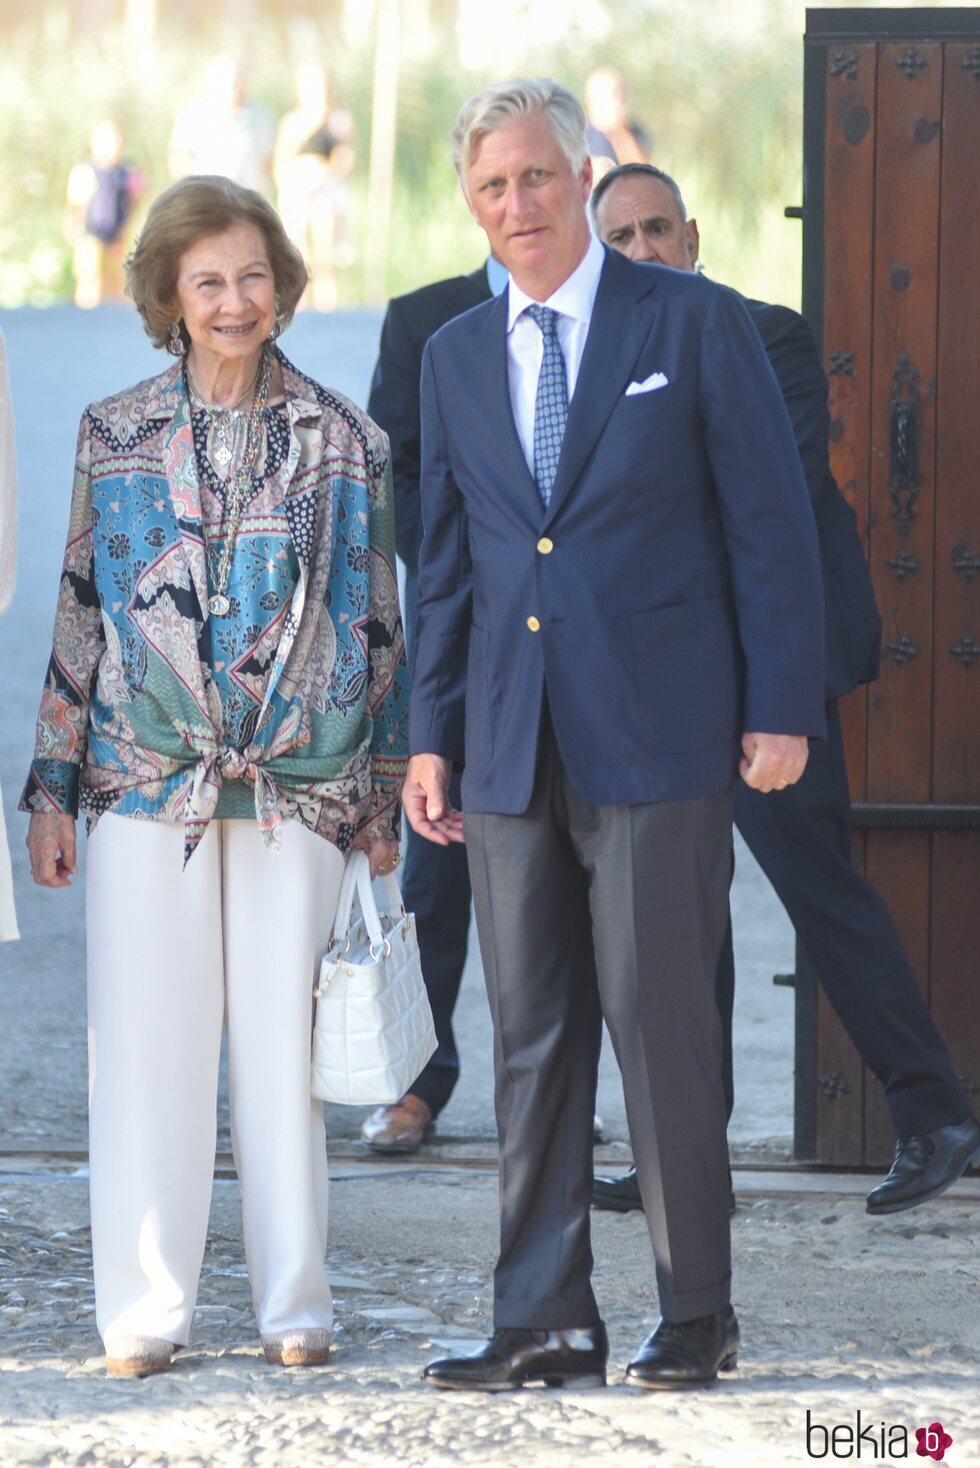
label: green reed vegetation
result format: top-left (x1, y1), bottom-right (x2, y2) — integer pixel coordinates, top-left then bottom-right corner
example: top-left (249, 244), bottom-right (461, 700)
top-left (0, 1), bottom-right (808, 310)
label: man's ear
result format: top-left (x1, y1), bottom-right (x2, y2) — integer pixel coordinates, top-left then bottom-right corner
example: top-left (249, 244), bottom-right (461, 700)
top-left (686, 218), bottom-right (700, 269)
top-left (579, 156), bottom-right (594, 203)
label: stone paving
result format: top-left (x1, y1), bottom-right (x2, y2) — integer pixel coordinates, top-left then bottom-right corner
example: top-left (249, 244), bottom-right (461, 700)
top-left (0, 1164), bottom-right (978, 1467)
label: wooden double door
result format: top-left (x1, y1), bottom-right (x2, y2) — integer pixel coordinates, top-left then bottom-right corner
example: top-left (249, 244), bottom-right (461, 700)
top-left (798, 8), bottom-right (980, 1165)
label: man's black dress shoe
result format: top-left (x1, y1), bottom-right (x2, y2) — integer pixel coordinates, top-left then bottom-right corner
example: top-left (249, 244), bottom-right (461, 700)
top-left (422, 1325), bottom-right (608, 1391)
top-left (625, 1307), bottom-right (739, 1390)
top-left (593, 1165), bottom-right (737, 1217)
top-left (866, 1116), bottom-right (980, 1215)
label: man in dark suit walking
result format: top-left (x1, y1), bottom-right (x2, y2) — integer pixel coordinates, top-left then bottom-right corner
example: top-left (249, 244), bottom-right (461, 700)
top-left (405, 79), bottom-right (826, 1391)
top-left (589, 162), bottom-right (980, 1219)
top-left (362, 260), bottom-right (504, 1153)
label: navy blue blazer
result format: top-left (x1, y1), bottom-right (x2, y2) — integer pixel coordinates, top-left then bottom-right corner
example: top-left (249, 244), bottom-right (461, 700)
top-left (744, 300), bottom-right (881, 701)
top-left (410, 246), bottom-right (827, 815)
top-left (368, 265), bottom-right (492, 572)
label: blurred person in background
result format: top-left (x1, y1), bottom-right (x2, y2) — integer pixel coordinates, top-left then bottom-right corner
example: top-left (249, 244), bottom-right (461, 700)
top-left (584, 66), bottom-right (651, 177)
top-left (0, 326), bottom-right (18, 942)
top-left (21, 176), bottom-right (408, 1379)
top-left (274, 63), bottom-right (356, 311)
top-left (169, 55), bottom-right (276, 198)
top-left (65, 119), bottom-right (147, 309)
top-left (363, 250), bottom-right (507, 1152)
top-left (590, 162), bottom-right (980, 1221)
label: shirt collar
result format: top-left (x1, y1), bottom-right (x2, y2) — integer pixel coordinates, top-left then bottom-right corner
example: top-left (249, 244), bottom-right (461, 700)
top-left (485, 255), bottom-right (509, 296)
top-left (506, 232), bottom-right (605, 334)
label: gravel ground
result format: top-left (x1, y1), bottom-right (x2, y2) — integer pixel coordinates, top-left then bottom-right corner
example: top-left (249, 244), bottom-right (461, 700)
top-left (0, 1167), bottom-right (978, 1467)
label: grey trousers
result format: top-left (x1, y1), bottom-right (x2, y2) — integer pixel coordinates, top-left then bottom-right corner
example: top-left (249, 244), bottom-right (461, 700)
top-left (465, 721), bottom-right (734, 1328)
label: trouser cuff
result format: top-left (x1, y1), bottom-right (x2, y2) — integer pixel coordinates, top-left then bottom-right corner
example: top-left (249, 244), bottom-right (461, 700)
top-left (658, 1273), bottom-right (732, 1324)
top-left (494, 1292), bottom-right (601, 1331)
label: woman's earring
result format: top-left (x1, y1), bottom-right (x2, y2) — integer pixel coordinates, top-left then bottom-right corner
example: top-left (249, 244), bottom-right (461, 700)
top-left (167, 321), bottom-right (185, 357)
top-left (270, 292), bottom-right (284, 341)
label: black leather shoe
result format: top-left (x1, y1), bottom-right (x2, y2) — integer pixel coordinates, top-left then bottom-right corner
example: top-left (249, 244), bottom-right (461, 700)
top-left (422, 1325), bottom-right (608, 1392)
top-left (592, 1166), bottom-right (644, 1212)
top-left (593, 1166), bottom-right (737, 1217)
top-left (866, 1116), bottom-right (980, 1215)
top-left (625, 1307), bottom-right (739, 1390)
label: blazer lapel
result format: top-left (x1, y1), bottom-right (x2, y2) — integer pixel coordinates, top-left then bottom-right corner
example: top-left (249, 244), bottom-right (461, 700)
top-left (543, 248), bottom-right (658, 527)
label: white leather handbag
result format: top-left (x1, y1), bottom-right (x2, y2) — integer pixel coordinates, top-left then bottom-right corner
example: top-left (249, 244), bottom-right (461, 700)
top-left (311, 850), bottom-right (437, 1104)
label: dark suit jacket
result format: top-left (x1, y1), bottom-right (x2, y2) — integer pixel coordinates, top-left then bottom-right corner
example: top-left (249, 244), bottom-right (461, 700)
top-left (409, 246), bottom-right (827, 815)
top-left (745, 299), bottom-right (881, 700)
top-left (368, 265), bottom-right (492, 572)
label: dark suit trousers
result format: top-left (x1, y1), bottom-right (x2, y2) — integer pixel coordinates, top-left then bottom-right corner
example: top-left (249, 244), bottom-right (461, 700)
top-left (401, 782), bottom-right (472, 1115)
top-left (400, 567), bottom-right (471, 1115)
top-left (715, 701), bottom-right (970, 1136)
top-left (466, 716), bottom-right (734, 1329)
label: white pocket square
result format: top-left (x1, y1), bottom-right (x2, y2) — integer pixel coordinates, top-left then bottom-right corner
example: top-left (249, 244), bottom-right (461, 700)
top-left (625, 372), bottom-right (669, 396)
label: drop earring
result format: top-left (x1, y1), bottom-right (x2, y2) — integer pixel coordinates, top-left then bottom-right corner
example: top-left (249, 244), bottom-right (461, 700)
top-left (167, 321), bottom-right (185, 356)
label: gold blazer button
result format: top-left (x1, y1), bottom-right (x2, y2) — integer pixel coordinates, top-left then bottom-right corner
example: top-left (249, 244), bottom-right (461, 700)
top-left (527, 616), bottom-right (541, 632)
top-left (536, 537), bottom-right (554, 555)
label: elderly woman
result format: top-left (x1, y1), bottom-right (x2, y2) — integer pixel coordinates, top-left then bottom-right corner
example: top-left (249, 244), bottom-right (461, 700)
top-left (21, 176), bottom-right (408, 1378)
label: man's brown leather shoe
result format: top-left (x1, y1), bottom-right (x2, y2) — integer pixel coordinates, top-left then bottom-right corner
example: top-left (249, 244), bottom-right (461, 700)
top-left (361, 1094), bottom-right (435, 1153)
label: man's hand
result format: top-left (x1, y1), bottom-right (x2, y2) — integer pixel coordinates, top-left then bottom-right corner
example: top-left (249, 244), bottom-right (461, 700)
top-left (402, 754), bottom-right (465, 845)
top-left (26, 811), bottom-right (78, 888)
top-left (739, 732), bottom-right (809, 793)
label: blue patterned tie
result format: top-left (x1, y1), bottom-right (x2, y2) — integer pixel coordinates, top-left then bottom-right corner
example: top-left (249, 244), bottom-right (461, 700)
top-left (526, 304), bottom-right (568, 508)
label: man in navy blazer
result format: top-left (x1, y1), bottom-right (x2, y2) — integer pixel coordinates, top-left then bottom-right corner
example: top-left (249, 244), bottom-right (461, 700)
top-left (590, 163), bottom-right (979, 1219)
top-left (404, 79), bottom-right (825, 1393)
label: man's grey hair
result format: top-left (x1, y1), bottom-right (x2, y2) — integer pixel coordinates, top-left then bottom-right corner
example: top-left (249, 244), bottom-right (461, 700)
top-left (590, 163), bottom-right (689, 225)
top-left (451, 78), bottom-right (589, 193)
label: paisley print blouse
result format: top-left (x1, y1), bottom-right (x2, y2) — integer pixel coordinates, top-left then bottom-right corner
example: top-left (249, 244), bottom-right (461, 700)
top-left (21, 350), bottom-right (409, 863)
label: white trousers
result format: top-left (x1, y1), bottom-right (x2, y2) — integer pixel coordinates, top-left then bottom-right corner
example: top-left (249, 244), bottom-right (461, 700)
top-left (0, 776), bottom-right (19, 941)
top-left (86, 813), bottom-right (344, 1348)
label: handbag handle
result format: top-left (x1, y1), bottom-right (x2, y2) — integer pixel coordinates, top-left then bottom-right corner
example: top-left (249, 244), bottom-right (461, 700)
top-left (327, 851), bottom-right (406, 957)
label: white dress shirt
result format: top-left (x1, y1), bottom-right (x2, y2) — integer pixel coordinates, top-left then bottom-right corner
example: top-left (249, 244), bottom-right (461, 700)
top-left (485, 255), bottom-right (509, 297)
top-left (505, 233), bottom-right (605, 475)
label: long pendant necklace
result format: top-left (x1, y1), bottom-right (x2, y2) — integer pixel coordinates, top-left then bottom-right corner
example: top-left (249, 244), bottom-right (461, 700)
top-left (186, 357), bottom-right (262, 469)
top-left (189, 349), bottom-right (274, 618)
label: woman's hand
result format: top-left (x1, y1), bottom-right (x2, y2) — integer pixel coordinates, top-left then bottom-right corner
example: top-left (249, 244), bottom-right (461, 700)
top-left (352, 834), bottom-right (401, 880)
top-left (26, 811), bottom-right (78, 888)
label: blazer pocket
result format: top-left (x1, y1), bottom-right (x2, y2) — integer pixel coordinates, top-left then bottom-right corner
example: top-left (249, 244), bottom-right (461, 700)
top-left (617, 384), bottom-right (671, 409)
top-left (464, 625), bottom-right (494, 770)
top-left (630, 598), bottom-right (741, 753)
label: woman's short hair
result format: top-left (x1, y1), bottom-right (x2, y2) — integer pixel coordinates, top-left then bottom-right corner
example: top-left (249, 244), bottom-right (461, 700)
top-left (126, 176), bottom-right (308, 350)
top-left (451, 78), bottom-right (589, 192)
